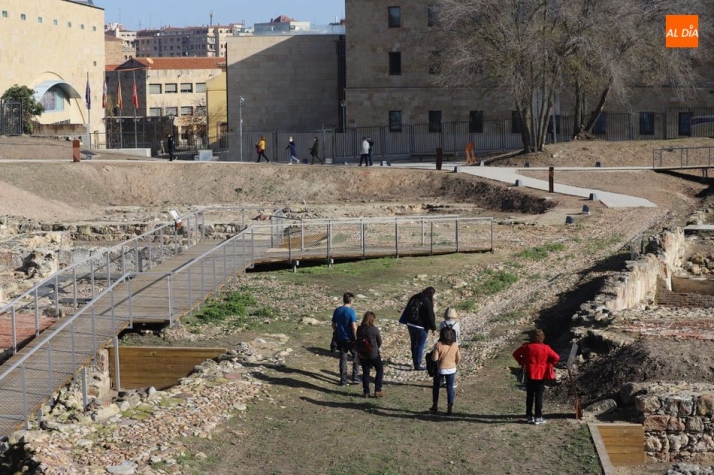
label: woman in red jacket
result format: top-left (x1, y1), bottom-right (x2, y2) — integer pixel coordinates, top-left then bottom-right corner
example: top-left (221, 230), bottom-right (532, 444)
top-left (512, 329), bottom-right (560, 425)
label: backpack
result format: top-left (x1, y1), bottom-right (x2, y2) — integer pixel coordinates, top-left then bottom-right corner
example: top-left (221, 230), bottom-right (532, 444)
top-left (425, 350), bottom-right (437, 377)
top-left (355, 335), bottom-right (373, 358)
top-left (401, 297), bottom-right (423, 325)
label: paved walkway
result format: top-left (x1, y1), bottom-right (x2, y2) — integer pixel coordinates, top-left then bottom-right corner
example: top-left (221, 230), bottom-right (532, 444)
top-left (393, 161), bottom-right (657, 208)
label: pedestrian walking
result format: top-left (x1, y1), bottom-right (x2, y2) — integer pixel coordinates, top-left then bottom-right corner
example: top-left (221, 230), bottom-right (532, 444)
top-left (438, 307), bottom-right (461, 388)
top-left (367, 136), bottom-right (374, 166)
top-left (359, 137), bottom-right (370, 166)
top-left (356, 311), bottom-right (384, 398)
top-left (429, 325), bottom-right (461, 415)
top-left (255, 135), bottom-right (269, 162)
top-left (285, 136), bottom-right (299, 164)
top-left (309, 136), bottom-right (323, 164)
top-left (167, 135), bottom-right (175, 161)
top-left (331, 292), bottom-right (360, 385)
top-left (512, 329), bottom-right (560, 425)
top-left (398, 287), bottom-right (437, 370)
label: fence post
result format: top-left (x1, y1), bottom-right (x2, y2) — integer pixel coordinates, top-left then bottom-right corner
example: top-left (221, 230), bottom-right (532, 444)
top-left (135, 239), bottom-right (140, 273)
top-left (327, 221), bottom-right (332, 263)
top-left (148, 235), bottom-right (153, 270)
top-left (82, 367), bottom-right (88, 409)
top-left (421, 217), bottom-right (425, 247)
top-left (490, 218), bottom-right (494, 252)
top-left (54, 273), bottom-right (60, 314)
top-left (21, 365), bottom-right (28, 429)
top-left (361, 219), bottom-right (365, 258)
top-left (72, 267), bottom-right (77, 308)
top-left (34, 287), bottom-right (40, 336)
top-left (213, 250), bottom-right (217, 291)
top-left (288, 227), bottom-right (292, 263)
top-left (168, 274), bottom-right (174, 326)
top-left (395, 221), bottom-right (399, 258)
top-left (11, 306), bottom-right (16, 354)
top-left (128, 278), bottom-right (133, 328)
top-left (113, 336), bottom-right (121, 391)
top-left (251, 228), bottom-right (255, 269)
top-left (202, 211), bottom-right (206, 239)
top-left (47, 344), bottom-right (54, 397)
top-left (188, 265), bottom-right (194, 311)
top-left (455, 217), bottom-right (460, 252)
top-left (91, 306), bottom-right (97, 354)
top-left (106, 252), bottom-right (111, 287)
top-left (200, 257), bottom-right (205, 304)
top-left (430, 221), bottom-right (434, 256)
top-left (71, 322), bottom-right (76, 370)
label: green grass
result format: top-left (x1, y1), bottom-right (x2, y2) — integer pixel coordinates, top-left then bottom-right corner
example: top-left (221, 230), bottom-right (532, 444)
top-left (477, 269), bottom-right (519, 296)
top-left (186, 288), bottom-right (276, 330)
top-left (455, 300), bottom-right (477, 312)
top-left (514, 242), bottom-right (566, 261)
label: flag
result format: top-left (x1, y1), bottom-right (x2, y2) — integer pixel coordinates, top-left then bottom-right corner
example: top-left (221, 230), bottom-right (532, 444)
top-left (85, 77), bottom-right (91, 110)
top-left (116, 76), bottom-right (123, 110)
top-left (132, 79), bottom-right (139, 109)
top-left (102, 79), bottom-right (107, 108)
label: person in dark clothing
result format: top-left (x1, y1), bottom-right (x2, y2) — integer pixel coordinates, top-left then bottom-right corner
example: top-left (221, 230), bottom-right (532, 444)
top-left (309, 136), bottom-right (323, 164)
top-left (167, 135), bottom-right (175, 161)
top-left (367, 136), bottom-right (374, 166)
top-left (285, 136), bottom-right (299, 164)
top-left (356, 311), bottom-right (384, 398)
top-left (398, 286), bottom-right (437, 370)
top-left (331, 292), bottom-right (360, 385)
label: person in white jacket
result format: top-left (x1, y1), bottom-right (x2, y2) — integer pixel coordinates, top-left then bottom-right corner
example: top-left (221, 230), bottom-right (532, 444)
top-left (359, 137), bottom-right (371, 166)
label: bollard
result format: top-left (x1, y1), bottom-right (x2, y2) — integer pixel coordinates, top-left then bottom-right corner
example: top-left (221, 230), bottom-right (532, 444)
top-left (515, 179), bottom-right (523, 187)
top-left (479, 161), bottom-right (485, 167)
top-left (454, 166), bottom-right (461, 173)
top-left (595, 161), bottom-right (602, 167)
top-left (72, 139), bottom-right (81, 162)
top-left (582, 205), bottom-right (590, 215)
top-left (565, 216), bottom-right (575, 224)
top-left (436, 148), bottom-right (443, 171)
top-left (548, 166), bottom-right (554, 193)
top-left (589, 193), bottom-right (599, 201)
top-left (524, 162), bottom-right (530, 168)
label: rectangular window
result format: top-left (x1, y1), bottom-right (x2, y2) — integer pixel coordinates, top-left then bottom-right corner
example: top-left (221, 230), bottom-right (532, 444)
top-left (427, 5), bottom-right (439, 27)
top-left (54, 19), bottom-right (58, 25)
top-left (38, 17), bottom-right (43, 23)
top-left (428, 111), bottom-right (442, 133)
top-left (149, 84), bottom-right (162, 94)
top-left (68, 21), bottom-right (72, 27)
top-left (388, 6), bottom-right (401, 27)
top-left (591, 111), bottom-right (606, 134)
top-left (165, 83), bottom-right (177, 94)
top-left (180, 83), bottom-right (193, 93)
top-left (21, 13), bottom-right (26, 20)
top-left (389, 110), bottom-right (402, 132)
top-left (93, 26), bottom-right (96, 31)
top-left (678, 112), bottom-right (693, 136)
top-left (180, 106), bottom-right (193, 116)
top-left (81, 24), bottom-right (85, 29)
top-left (428, 51), bottom-right (441, 75)
top-left (389, 52), bottom-right (401, 76)
top-left (511, 111), bottom-right (523, 134)
top-left (1, 11), bottom-right (7, 18)
top-left (149, 107), bottom-right (162, 117)
top-left (165, 106), bottom-right (178, 117)
top-left (196, 83), bottom-right (207, 93)
top-left (469, 111), bottom-right (483, 134)
top-left (639, 112), bottom-right (655, 135)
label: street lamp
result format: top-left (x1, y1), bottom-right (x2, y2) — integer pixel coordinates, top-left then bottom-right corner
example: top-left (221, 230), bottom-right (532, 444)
top-left (239, 96), bottom-right (245, 162)
top-left (340, 100), bottom-right (346, 159)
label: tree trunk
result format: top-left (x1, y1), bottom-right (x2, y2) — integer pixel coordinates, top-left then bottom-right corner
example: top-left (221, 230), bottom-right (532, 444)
top-left (573, 79), bottom-right (584, 136)
top-left (516, 103), bottom-right (533, 154)
top-left (584, 78), bottom-right (613, 133)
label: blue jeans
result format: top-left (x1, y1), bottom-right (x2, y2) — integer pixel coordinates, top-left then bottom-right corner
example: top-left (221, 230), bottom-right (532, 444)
top-left (408, 326), bottom-right (428, 369)
top-left (433, 372), bottom-right (456, 406)
top-left (360, 356), bottom-right (383, 395)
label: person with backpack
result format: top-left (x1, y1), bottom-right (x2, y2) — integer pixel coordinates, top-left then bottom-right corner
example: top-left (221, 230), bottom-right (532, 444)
top-left (355, 311), bottom-right (384, 398)
top-left (398, 287), bottom-right (437, 371)
top-left (438, 307), bottom-right (461, 388)
top-left (512, 328), bottom-right (560, 425)
top-left (429, 325), bottom-right (461, 415)
top-left (331, 292), bottom-right (360, 385)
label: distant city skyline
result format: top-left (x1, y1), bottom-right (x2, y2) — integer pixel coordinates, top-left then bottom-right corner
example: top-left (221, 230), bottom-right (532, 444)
top-left (94, 0), bottom-right (345, 30)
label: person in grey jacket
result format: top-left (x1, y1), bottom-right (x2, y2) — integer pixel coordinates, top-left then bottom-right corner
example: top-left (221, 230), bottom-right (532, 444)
top-left (356, 311), bottom-right (384, 398)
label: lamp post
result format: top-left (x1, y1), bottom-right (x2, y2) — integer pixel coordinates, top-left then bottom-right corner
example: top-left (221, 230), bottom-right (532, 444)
top-left (239, 96), bottom-right (245, 162)
top-left (340, 100), bottom-right (346, 158)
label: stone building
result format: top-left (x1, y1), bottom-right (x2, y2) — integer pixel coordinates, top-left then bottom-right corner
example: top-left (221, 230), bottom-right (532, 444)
top-left (0, 0), bottom-right (106, 136)
top-left (105, 57), bottom-right (223, 143)
top-left (105, 35), bottom-right (125, 65)
top-left (105, 23), bottom-right (137, 61)
top-left (135, 26), bottom-right (237, 58)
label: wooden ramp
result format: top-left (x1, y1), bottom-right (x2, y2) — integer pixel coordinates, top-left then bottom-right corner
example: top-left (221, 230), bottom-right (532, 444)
top-left (590, 423), bottom-right (645, 473)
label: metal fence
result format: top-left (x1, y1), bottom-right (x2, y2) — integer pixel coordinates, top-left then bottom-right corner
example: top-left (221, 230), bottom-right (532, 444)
top-left (0, 100), bottom-right (23, 136)
top-left (0, 213), bottom-right (493, 436)
top-left (652, 146), bottom-right (714, 169)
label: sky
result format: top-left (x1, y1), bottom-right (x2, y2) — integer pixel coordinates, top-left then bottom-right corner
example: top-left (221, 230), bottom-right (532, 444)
top-left (94, 0), bottom-right (345, 30)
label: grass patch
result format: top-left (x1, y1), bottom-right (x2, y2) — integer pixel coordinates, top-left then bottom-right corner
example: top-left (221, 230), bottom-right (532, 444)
top-left (187, 288), bottom-right (276, 330)
top-left (514, 243), bottom-right (566, 261)
top-left (477, 269), bottom-right (519, 296)
top-left (491, 309), bottom-right (526, 323)
top-left (455, 300), bottom-right (477, 312)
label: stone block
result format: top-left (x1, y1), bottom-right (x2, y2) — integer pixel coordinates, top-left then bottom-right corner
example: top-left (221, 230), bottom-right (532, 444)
top-left (664, 395), bottom-right (695, 416)
top-left (685, 417), bottom-right (704, 432)
top-left (668, 417), bottom-right (686, 431)
top-left (92, 403), bottom-right (120, 422)
top-left (644, 415), bottom-right (669, 431)
top-left (621, 382), bottom-right (645, 405)
top-left (637, 395), bottom-right (662, 413)
top-left (668, 433), bottom-right (690, 451)
top-left (693, 434), bottom-right (714, 453)
top-left (645, 436), bottom-right (663, 452)
top-left (697, 394), bottom-right (714, 416)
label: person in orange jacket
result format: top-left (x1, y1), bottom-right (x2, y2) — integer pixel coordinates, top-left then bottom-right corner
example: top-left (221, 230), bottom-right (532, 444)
top-left (512, 328), bottom-right (560, 425)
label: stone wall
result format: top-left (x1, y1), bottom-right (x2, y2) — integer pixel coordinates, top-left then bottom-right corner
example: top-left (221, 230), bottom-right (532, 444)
top-left (656, 277), bottom-right (714, 308)
top-left (634, 382), bottom-right (714, 463)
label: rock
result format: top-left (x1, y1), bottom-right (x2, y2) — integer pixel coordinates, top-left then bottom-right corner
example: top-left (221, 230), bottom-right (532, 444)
top-left (620, 382), bottom-right (645, 405)
top-left (645, 436), bottom-right (663, 452)
top-left (92, 403), bottom-right (121, 421)
top-left (696, 394), bottom-right (714, 416)
top-left (584, 399), bottom-right (617, 416)
top-left (106, 461), bottom-right (138, 475)
top-left (299, 317), bottom-right (321, 325)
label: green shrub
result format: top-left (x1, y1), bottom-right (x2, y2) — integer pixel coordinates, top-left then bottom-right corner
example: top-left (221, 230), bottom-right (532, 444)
top-left (478, 270), bottom-right (519, 295)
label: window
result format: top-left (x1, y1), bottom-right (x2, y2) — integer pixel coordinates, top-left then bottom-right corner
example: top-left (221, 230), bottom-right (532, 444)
top-left (428, 5), bottom-right (439, 26)
top-left (388, 6), bottom-right (401, 27)
top-left (428, 51), bottom-right (441, 75)
top-left (511, 111), bottom-right (523, 134)
top-left (639, 112), bottom-right (655, 135)
top-left (428, 111), bottom-right (442, 133)
top-left (53, 19), bottom-right (58, 25)
top-left (678, 112), bottom-right (693, 136)
top-left (165, 106), bottom-right (178, 117)
top-left (149, 84), bottom-right (162, 94)
top-left (40, 87), bottom-right (66, 112)
top-left (591, 111), bottom-right (606, 134)
top-left (196, 83), bottom-right (207, 93)
top-left (68, 21), bottom-right (72, 27)
top-left (149, 107), bottom-right (162, 117)
top-left (21, 13), bottom-right (26, 20)
top-left (180, 106), bottom-right (193, 116)
top-left (165, 83), bottom-right (177, 94)
top-left (180, 83), bottom-right (193, 93)
top-left (389, 110), bottom-right (402, 132)
top-left (80, 24), bottom-right (85, 29)
top-left (1, 11), bottom-right (7, 18)
top-left (469, 111), bottom-right (483, 133)
top-left (38, 17), bottom-right (43, 23)
top-left (389, 52), bottom-right (401, 75)
top-left (93, 26), bottom-right (96, 31)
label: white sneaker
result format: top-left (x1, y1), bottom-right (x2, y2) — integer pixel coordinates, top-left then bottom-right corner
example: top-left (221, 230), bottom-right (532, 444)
top-left (534, 417), bottom-right (546, 425)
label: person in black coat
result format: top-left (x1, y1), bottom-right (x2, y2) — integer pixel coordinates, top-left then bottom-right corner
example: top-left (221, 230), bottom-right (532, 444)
top-left (356, 311), bottom-right (384, 398)
top-left (167, 135), bottom-right (175, 161)
top-left (399, 287), bottom-right (437, 370)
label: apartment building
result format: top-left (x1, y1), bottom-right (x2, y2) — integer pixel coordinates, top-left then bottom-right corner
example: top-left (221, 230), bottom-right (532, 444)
top-left (105, 23), bottom-right (137, 60)
top-left (106, 57), bottom-right (223, 141)
top-left (135, 26), bottom-right (238, 58)
top-left (0, 0), bottom-right (105, 135)
top-left (254, 15), bottom-right (310, 34)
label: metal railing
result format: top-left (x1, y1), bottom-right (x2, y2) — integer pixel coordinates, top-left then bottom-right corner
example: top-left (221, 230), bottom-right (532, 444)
top-left (652, 146), bottom-right (714, 169)
top-left (0, 100), bottom-right (23, 136)
top-left (0, 213), bottom-right (493, 436)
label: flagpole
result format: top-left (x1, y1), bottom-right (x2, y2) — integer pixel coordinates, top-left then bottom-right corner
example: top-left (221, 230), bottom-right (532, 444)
top-left (133, 70), bottom-right (138, 148)
top-left (87, 72), bottom-right (92, 148)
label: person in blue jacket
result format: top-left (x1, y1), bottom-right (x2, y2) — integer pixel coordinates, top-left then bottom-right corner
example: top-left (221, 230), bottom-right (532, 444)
top-left (285, 136), bottom-right (299, 164)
